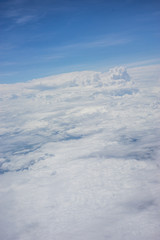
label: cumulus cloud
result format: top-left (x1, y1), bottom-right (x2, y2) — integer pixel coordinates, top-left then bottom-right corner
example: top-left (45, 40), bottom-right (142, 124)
top-left (108, 66), bottom-right (131, 81)
top-left (0, 67), bottom-right (160, 240)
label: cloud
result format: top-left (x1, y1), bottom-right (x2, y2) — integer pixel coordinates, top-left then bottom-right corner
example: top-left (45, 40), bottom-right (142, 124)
top-left (0, 0), bottom-right (41, 28)
top-left (15, 15), bottom-right (37, 24)
top-left (0, 71), bottom-right (18, 77)
top-left (126, 58), bottom-right (160, 68)
top-left (77, 37), bottom-right (131, 49)
top-left (128, 63), bottom-right (160, 87)
top-left (53, 35), bottom-right (131, 52)
top-left (107, 66), bottom-right (131, 81)
top-left (0, 0), bottom-right (76, 28)
top-left (0, 67), bottom-right (160, 240)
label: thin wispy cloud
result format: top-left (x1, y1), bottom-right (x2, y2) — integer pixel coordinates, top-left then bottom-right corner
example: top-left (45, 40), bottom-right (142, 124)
top-left (77, 37), bottom-right (131, 48)
top-left (0, 71), bottom-right (18, 77)
top-left (15, 14), bottom-right (38, 24)
top-left (1, 0), bottom-right (76, 28)
top-left (0, 61), bottom-right (17, 66)
top-left (0, 1), bottom-right (40, 27)
top-left (52, 35), bottom-right (132, 52)
top-left (42, 55), bottom-right (65, 61)
top-left (126, 58), bottom-right (160, 67)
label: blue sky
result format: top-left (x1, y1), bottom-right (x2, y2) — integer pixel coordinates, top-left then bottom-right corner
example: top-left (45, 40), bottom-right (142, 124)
top-left (0, 0), bottom-right (160, 83)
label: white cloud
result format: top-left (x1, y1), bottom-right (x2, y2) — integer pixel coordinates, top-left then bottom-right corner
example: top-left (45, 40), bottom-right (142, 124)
top-left (15, 15), bottom-right (37, 24)
top-left (51, 35), bottom-right (131, 52)
top-left (128, 63), bottom-right (160, 87)
top-left (126, 58), bottom-right (160, 67)
top-left (0, 66), bottom-right (160, 240)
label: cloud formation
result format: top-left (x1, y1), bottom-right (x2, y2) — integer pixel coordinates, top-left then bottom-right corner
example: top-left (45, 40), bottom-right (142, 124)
top-left (50, 35), bottom-right (131, 53)
top-left (0, 67), bottom-right (160, 240)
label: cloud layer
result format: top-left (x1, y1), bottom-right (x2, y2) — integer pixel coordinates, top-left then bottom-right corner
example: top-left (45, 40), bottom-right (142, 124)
top-left (0, 67), bottom-right (160, 240)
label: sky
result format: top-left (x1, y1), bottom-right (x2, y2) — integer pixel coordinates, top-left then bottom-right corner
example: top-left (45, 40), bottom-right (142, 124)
top-left (0, 0), bottom-right (160, 83)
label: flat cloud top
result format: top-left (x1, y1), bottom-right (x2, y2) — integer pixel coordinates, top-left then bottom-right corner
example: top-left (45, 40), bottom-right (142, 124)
top-left (0, 67), bottom-right (160, 240)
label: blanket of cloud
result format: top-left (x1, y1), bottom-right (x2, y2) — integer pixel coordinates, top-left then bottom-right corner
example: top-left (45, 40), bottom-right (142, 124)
top-left (0, 66), bottom-right (160, 240)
